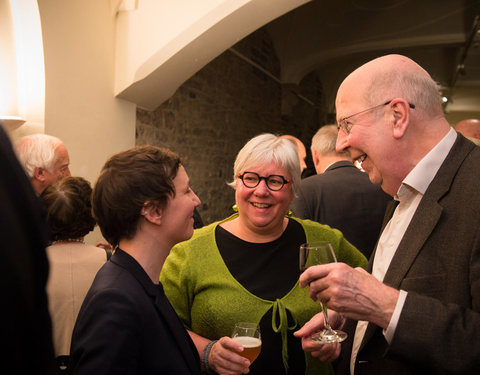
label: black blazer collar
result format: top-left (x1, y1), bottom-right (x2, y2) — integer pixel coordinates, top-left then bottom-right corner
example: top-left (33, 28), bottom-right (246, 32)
top-left (324, 160), bottom-right (355, 173)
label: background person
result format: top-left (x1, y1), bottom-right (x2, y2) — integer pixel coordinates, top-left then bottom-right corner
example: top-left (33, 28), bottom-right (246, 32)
top-left (15, 133), bottom-right (71, 195)
top-left (70, 146), bottom-right (202, 374)
top-left (160, 133), bottom-right (367, 375)
top-left (41, 176), bottom-right (107, 373)
top-left (296, 54), bottom-right (480, 374)
top-left (291, 125), bottom-right (391, 258)
top-left (279, 134), bottom-right (308, 173)
top-left (454, 118), bottom-right (480, 145)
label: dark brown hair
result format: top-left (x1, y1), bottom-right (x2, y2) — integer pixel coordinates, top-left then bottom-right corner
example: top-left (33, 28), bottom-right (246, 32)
top-left (92, 145), bottom-right (181, 248)
top-left (41, 176), bottom-right (96, 241)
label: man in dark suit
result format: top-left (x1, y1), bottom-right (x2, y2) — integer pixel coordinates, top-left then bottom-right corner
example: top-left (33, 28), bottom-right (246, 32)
top-left (291, 125), bottom-right (390, 258)
top-left (295, 54), bottom-right (480, 374)
top-left (0, 123), bottom-right (55, 373)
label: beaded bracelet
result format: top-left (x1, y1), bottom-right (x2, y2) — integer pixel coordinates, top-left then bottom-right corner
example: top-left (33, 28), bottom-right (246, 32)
top-left (202, 340), bottom-right (218, 374)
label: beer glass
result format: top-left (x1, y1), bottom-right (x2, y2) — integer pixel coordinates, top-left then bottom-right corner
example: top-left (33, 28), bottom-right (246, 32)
top-left (299, 241), bottom-right (347, 343)
top-left (231, 322), bottom-right (262, 364)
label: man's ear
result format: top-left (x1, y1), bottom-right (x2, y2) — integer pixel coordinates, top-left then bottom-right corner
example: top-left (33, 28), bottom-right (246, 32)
top-left (390, 99), bottom-right (411, 139)
top-left (34, 167), bottom-right (47, 182)
top-left (312, 150), bottom-right (320, 167)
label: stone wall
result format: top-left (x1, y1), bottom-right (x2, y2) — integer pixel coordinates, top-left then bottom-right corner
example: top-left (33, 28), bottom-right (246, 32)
top-left (136, 27), bottom-right (328, 225)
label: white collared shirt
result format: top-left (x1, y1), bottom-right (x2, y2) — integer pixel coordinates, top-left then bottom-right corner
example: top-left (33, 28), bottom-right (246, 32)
top-left (350, 128), bottom-right (457, 374)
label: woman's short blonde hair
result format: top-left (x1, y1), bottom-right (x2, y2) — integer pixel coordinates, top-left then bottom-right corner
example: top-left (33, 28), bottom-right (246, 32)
top-left (228, 133), bottom-right (301, 195)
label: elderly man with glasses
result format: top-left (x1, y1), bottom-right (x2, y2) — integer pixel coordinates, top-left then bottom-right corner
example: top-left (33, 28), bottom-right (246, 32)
top-left (295, 54), bottom-right (480, 375)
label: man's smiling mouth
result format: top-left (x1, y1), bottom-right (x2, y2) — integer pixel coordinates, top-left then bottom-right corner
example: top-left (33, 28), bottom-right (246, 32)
top-left (356, 154), bottom-right (367, 163)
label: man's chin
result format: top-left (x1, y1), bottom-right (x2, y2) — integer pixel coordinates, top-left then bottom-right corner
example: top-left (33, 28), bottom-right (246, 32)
top-left (366, 171), bottom-right (382, 186)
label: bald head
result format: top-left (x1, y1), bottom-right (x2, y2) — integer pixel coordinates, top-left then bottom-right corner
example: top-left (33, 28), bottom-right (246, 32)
top-left (335, 54), bottom-right (451, 196)
top-left (337, 54), bottom-right (443, 119)
top-left (454, 119), bottom-right (480, 140)
top-left (280, 135), bottom-right (307, 172)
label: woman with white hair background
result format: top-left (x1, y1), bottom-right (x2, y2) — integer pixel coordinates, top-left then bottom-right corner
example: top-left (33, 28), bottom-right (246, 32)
top-left (161, 133), bottom-right (367, 375)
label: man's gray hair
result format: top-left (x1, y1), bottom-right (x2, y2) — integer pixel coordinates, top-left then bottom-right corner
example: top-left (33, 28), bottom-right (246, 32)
top-left (16, 134), bottom-right (64, 177)
top-left (311, 125), bottom-right (350, 158)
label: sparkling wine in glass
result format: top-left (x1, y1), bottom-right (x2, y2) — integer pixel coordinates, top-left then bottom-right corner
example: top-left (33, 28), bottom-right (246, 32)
top-left (299, 241), bottom-right (347, 344)
top-left (231, 322), bottom-right (262, 364)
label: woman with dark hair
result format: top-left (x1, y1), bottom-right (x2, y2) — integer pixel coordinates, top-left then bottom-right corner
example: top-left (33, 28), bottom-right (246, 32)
top-left (41, 176), bottom-right (107, 373)
top-left (70, 145), bottom-right (202, 375)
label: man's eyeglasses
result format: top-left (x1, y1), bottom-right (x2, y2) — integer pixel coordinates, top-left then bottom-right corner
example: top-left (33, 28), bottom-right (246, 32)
top-left (237, 172), bottom-right (290, 191)
top-left (337, 100), bottom-right (415, 135)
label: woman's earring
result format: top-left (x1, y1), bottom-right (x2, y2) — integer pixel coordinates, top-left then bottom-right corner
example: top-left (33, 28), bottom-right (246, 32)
top-left (232, 204), bottom-right (238, 212)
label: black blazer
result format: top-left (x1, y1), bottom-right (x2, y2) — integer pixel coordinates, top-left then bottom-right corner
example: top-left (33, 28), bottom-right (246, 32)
top-left (335, 135), bottom-right (480, 374)
top-left (0, 125), bottom-right (55, 374)
top-left (71, 249), bottom-right (201, 374)
top-left (291, 161), bottom-right (391, 258)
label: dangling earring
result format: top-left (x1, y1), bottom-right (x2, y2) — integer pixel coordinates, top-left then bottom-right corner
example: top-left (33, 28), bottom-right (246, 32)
top-left (286, 210), bottom-right (293, 217)
top-left (232, 204), bottom-right (238, 212)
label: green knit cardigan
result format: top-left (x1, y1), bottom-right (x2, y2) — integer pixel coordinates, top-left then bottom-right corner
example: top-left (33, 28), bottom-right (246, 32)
top-left (160, 214), bottom-right (368, 375)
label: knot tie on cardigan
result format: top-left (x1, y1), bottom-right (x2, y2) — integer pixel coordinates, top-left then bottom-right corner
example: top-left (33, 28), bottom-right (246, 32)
top-left (272, 298), bottom-right (298, 372)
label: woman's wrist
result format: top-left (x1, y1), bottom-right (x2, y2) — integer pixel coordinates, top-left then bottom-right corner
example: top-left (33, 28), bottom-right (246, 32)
top-left (202, 339), bottom-right (218, 374)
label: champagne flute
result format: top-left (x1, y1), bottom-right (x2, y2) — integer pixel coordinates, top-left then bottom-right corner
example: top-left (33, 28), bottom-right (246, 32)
top-left (299, 241), bottom-right (347, 344)
top-left (231, 322), bottom-right (262, 364)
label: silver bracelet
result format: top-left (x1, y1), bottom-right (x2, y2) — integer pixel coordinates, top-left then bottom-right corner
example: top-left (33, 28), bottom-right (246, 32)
top-left (202, 340), bottom-right (218, 374)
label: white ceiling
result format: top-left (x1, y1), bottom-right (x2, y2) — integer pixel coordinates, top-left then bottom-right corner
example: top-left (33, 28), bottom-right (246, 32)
top-left (266, 0), bottom-right (480, 122)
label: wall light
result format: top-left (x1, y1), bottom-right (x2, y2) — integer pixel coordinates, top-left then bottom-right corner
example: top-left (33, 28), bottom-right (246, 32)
top-left (0, 0), bottom-right (44, 132)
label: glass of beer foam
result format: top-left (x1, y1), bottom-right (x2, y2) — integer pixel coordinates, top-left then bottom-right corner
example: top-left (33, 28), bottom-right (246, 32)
top-left (231, 322), bottom-right (262, 364)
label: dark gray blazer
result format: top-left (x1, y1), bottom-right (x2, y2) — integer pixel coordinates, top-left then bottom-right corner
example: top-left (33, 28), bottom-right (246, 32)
top-left (291, 161), bottom-right (391, 258)
top-left (336, 135), bottom-right (480, 374)
top-left (71, 249), bottom-right (201, 375)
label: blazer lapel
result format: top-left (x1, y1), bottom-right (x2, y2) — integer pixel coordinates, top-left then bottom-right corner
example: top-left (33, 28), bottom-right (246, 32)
top-left (383, 135), bottom-right (473, 289)
top-left (361, 198), bottom-right (443, 348)
top-left (154, 284), bottom-right (200, 374)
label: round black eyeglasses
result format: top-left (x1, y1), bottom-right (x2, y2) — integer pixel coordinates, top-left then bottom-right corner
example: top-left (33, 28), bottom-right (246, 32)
top-left (237, 171), bottom-right (290, 191)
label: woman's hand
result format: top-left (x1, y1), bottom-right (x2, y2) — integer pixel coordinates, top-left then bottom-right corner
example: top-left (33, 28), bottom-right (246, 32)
top-left (208, 337), bottom-right (251, 374)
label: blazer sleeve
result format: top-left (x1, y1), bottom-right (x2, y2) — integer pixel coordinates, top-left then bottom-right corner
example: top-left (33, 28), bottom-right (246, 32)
top-left (71, 288), bottom-right (142, 374)
top-left (389, 231), bottom-right (480, 373)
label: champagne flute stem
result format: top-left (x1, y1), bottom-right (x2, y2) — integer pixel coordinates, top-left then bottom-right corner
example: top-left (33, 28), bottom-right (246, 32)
top-left (320, 302), bottom-right (334, 332)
